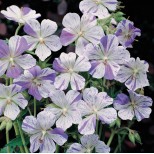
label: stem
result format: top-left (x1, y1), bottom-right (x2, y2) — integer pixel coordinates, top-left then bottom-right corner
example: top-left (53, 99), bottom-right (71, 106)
top-left (13, 122), bottom-right (25, 153)
top-left (114, 121), bottom-right (134, 152)
top-left (10, 78), bottom-right (13, 85)
top-left (6, 131), bottom-right (10, 153)
top-left (96, 120), bottom-right (99, 134)
top-left (27, 107), bottom-right (32, 115)
top-left (17, 120), bottom-right (29, 153)
top-left (107, 130), bottom-right (116, 146)
top-left (15, 24), bottom-right (23, 35)
top-left (99, 123), bottom-right (103, 139)
top-left (5, 78), bottom-right (9, 86)
top-left (34, 98), bottom-right (37, 117)
top-left (56, 144), bottom-right (59, 153)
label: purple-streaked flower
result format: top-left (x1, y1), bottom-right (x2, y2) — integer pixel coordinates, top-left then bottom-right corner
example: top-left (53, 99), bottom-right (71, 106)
top-left (14, 66), bottom-right (56, 101)
top-left (67, 134), bottom-right (110, 153)
top-left (1, 5), bottom-right (41, 24)
top-left (115, 19), bottom-right (141, 48)
top-left (22, 111), bottom-right (68, 153)
top-left (115, 57), bottom-right (149, 91)
top-left (79, 0), bottom-right (118, 19)
top-left (60, 13), bottom-right (104, 55)
top-left (45, 90), bottom-right (82, 131)
top-left (0, 84), bottom-right (28, 120)
top-left (0, 36), bottom-right (36, 78)
top-left (24, 19), bottom-right (62, 61)
top-left (78, 87), bottom-right (117, 135)
top-left (85, 34), bottom-right (130, 80)
top-left (114, 90), bottom-right (153, 121)
top-left (53, 52), bottom-right (91, 90)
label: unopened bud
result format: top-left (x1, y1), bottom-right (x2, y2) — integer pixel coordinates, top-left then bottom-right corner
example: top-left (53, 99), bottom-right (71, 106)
top-left (128, 131), bottom-right (135, 144)
top-left (116, 118), bottom-right (121, 128)
top-left (6, 121), bottom-right (13, 132)
top-left (0, 121), bottom-right (7, 131)
top-left (134, 132), bottom-right (142, 144)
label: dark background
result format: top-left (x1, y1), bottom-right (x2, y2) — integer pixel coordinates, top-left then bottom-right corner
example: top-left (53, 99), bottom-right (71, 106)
top-left (0, 0), bottom-right (154, 152)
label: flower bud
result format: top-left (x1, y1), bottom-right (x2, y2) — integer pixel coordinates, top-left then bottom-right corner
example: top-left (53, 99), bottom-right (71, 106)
top-left (128, 131), bottom-right (135, 144)
top-left (0, 121), bottom-right (7, 131)
top-left (116, 118), bottom-right (121, 128)
top-left (6, 121), bottom-right (13, 132)
top-left (134, 132), bottom-right (142, 144)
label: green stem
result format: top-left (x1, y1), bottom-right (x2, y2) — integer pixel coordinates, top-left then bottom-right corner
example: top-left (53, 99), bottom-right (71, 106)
top-left (107, 130), bottom-right (116, 146)
top-left (6, 131), bottom-right (10, 153)
top-left (96, 120), bottom-right (99, 134)
top-left (17, 120), bottom-right (29, 153)
top-left (34, 98), bottom-right (37, 117)
top-left (56, 144), bottom-right (59, 153)
top-left (99, 123), bottom-right (103, 139)
top-left (5, 78), bottom-right (9, 86)
top-left (15, 24), bottom-right (23, 35)
top-left (27, 107), bottom-right (32, 115)
top-left (114, 121), bottom-right (134, 152)
top-left (10, 78), bottom-right (13, 85)
top-left (13, 122), bottom-right (24, 153)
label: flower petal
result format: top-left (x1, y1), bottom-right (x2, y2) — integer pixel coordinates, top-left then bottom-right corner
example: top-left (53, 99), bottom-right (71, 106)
top-left (78, 115), bottom-right (96, 135)
top-left (95, 141), bottom-right (110, 153)
top-left (4, 103), bottom-right (20, 120)
top-left (67, 143), bottom-right (84, 153)
top-left (12, 93), bottom-right (28, 109)
top-left (0, 60), bottom-right (9, 77)
top-left (66, 90), bottom-right (81, 104)
top-left (22, 116), bottom-right (41, 134)
top-left (0, 40), bottom-right (9, 58)
top-left (54, 73), bottom-right (71, 90)
top-left (35, 43), bottom-right (51, 61)
top-left (15, 54), bottom-right (36, 69)
top-left (41, 19), bottom-right (57, 37)
top-left (48, 128), bottom-right (68, 145)
top-left (70, 73), bottom-right (85, 90)
top-left (37, 111), bottom-right (56, 130)
top-left (44, 35), bottom-right (62, 51)
top-left (98, 108), bottom-right (117, 124)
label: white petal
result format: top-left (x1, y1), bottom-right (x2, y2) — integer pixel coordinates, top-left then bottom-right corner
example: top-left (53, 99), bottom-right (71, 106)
top-left (70, 73), bottom-right (85, 90)
top-left (98, 108), bottom-right (117, 124)
top-left (54, 73), bottom-right (71, 90)
top-left (4, 104), bottom-right (20, 120)
top-left (118, 106), bottom-right (134, 120)
top-left (95, 141), bottom-right (110, 153)
top-left (62, 13), bottom-right (80, 32)
top-left (67, 143), bottom-right (84, 153)
top-left (35, 43), bottom-right (51, 61)
top-left (37, 111), bottom-right (56, 130)
top-left (15, 54), bottom-right (36, 69)
top-left (73, 56), bottom-right (91, 72)
top-left (41, 19), bottom-right (58, 37)
top-left (30, 133), bottom-right (41, 153)
top-left (0, 60), bottom-right (9, 77)
top-left (78, 115), bottom-right (96, 135)
top-left (12, 93), bottom-right (28, 109)
top-left (0, 99), bottom-right (6, 115)
top-left (66, 90), bottom-right (81, 104)
top-left (44, 35), bottom-right (62, 51)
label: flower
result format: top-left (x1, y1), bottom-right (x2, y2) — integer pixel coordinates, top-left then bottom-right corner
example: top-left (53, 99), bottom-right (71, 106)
top-left (45, 90), bottom-right (82, 131)
top-left (14, 66), bottom-right (56, 101)
top-left (1, 5), bottom-right (41, 24)
top-left (79, 0), bottom-right (118, 19)
top-left (53, 52), bottom-right (91, 90)
top-left (78, 87), bottom-right (117, 135)
top-left (115, 57), bottom-right (149, 91)
top-left (0, 36), bottom-right (36, 78)
top-left (24, 19), bottom-right (62, 61)
top-left (115, 19), bottom-right (141, 48)
top-left (114, 90), bottom-right (153, 121)
top-left (0, 84), bottom-right (28, 120)
top-left (85, 34), bottom-right (130, 80)
top-left (22, 110), bottom-right (68, 153)
top-left (60, 13), bottom-right (104, 55)
top-left (67, 134), bottom-right (110, 153)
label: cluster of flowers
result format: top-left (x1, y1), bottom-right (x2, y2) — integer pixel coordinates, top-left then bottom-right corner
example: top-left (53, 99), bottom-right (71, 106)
top-left (0, 0), bottom-right (153, 153)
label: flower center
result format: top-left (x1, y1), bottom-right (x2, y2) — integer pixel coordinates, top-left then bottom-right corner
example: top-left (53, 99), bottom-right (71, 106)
top-left (68, 68), bottom-right (74, 74)
top-left (131, 101), bottom-right (136, 109)
top-left (32, 78), bottom-right (42, 87)
top-left (86, 148), bottom-right (91, 153)
top-left (39, 130), bottom-right (47, 143)
top-left (78, 31), bottom-right (83, 37)
top-left (62, 107), bottom-right (67, 116)
top-left (93, 0), bottom-right (101, 4)
top-left (92, 106), bottom-right (98, 114)
top-left (133, 68), bottom-right (139, 77)
top-left (103, 56), bottom-right (108, 65)
top-left (6, 98), bottom-right (12, 104)
top-left (39, 37), bottom-right (44, 44)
